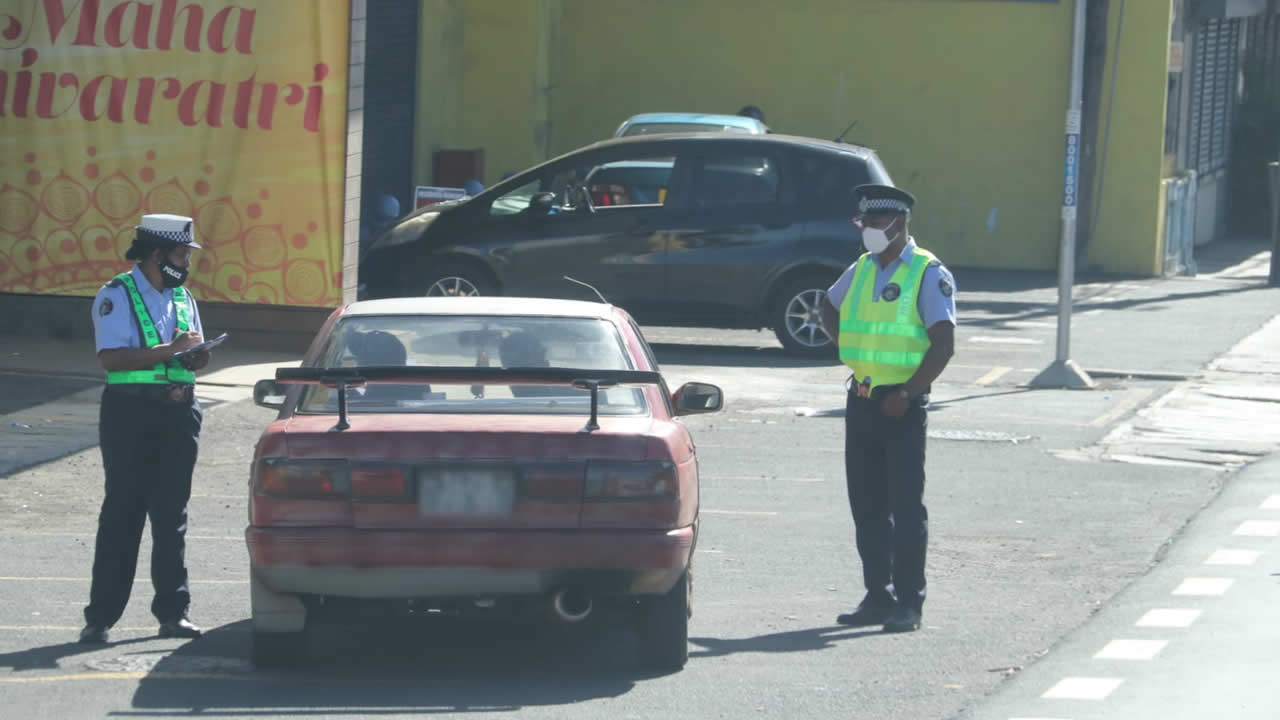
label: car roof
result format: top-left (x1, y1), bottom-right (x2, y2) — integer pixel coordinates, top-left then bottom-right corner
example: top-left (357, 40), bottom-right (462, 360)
top-left (342, 296), bottom-right (619, 320)
top-left (589, 132), bottom-right (875, 158)
top-left (619, 112), bottom-right (767, 132)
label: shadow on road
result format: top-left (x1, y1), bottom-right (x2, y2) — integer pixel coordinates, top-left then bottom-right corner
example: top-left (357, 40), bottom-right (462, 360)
top-left (119, 617), bottom-right (660, 716)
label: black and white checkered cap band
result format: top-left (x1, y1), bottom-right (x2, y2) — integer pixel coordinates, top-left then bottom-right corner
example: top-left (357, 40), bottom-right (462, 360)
top-left (137, 226), bottom-right (195, 245)
top-left (858, 197), bottom-right (911, 215)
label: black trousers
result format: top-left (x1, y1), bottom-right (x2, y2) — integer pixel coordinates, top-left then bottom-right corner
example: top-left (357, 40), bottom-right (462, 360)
top-left (844, 389), bottom-right (929, 611)
top-left (85, 386), bottom-right (202, 628)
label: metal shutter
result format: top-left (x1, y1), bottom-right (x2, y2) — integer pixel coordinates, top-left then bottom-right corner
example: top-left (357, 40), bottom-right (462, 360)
top-left (1189, 18), bottom-right (1241, 175)
top-left (361, 0), bottom-right (420, 217)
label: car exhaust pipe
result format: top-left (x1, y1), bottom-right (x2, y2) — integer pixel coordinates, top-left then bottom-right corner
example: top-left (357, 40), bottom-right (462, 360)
top-left (551, 587), bottom-right (593, 623)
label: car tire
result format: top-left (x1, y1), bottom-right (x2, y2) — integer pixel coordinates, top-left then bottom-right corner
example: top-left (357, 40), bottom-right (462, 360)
top-left (771, 274), bottom-right (837, 356)
top-left (636, 570), bottom-right (690, 672)
top-left (251, 629), bottom-right (306, 667)
top-left (419, 261), bottom-right (497, 298)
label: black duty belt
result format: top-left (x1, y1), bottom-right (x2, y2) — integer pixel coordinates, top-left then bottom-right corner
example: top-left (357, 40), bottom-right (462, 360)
top-left (105, 384), bottom-right (195, 404)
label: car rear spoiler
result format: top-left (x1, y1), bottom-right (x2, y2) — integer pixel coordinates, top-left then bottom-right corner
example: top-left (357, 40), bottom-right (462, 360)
top-left (273, 366), bottom-right (663, 433)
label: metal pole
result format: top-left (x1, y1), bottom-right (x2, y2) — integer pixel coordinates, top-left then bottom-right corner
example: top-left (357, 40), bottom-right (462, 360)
top-left (1032, 0), bottom-right (1095, 389)
top-left (1269, 161), bottom-right (1280, 287)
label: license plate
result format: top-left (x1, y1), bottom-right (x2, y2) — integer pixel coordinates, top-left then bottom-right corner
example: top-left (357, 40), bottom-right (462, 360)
top-left (418, 468), bottom-right (516, 515)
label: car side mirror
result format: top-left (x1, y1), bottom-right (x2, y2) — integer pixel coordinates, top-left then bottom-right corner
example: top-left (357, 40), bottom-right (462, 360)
top-left (254, 379), bottom-right (286, 409)
top-left (527, 192), bottom-right (556, 216)
top-left (672, 382), bottom-right (723, 416)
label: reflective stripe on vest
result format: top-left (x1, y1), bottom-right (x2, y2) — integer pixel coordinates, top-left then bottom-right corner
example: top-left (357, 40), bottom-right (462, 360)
top-left (837, 248), bottom-right (936, 391)
top-left (104, 272), bottom-right (196, 385)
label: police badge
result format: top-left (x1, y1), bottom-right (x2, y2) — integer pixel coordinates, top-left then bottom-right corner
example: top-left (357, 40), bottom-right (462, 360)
top-left (882, 283), bottom-right (901, 302)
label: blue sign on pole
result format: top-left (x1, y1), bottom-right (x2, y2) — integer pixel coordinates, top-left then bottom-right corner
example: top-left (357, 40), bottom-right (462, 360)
top-left (1063, 132), bottom-right (1080, 210)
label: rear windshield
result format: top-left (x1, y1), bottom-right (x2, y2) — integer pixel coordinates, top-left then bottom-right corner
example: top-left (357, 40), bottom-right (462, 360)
top-left (297, 315), bottom-right (647, 416)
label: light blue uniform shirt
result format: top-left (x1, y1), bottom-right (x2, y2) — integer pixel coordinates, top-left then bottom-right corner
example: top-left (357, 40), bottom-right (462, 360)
top-left (826, 238), bottom-right (957, 329)
top-left (91, 265), bottom-right (203, 353)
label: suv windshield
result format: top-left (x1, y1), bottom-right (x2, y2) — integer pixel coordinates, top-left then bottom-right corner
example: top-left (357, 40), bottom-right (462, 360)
top-left (297, 315), bottom-right (647, 416)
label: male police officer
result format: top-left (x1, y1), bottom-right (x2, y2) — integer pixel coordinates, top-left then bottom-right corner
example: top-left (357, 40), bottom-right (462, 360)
top-left (79, 214), bottom-right (210, 644)
top-left (820, 185), bottom-right (956, 633)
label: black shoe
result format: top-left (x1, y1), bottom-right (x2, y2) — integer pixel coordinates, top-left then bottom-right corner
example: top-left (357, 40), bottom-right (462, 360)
top-left (836, 601), bottom-right (894, 627)
top-left (158, 618), bottom-right (202, 639)
top-left (883, 607), bottom-right (922, 633)
top-left (78, 624), bottom-right (108, 644)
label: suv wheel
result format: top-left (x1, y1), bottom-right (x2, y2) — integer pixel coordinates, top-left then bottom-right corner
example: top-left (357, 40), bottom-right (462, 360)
top-left (420, 262), bottom-right (496, 297)
top-left (772, 275), bottom-right (836, 355)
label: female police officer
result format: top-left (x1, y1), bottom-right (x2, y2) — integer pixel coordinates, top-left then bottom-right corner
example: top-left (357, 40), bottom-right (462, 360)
top-left (820, 185), bottom-right (957, 634)
top-left (79, 214), bottom-right (210, 644)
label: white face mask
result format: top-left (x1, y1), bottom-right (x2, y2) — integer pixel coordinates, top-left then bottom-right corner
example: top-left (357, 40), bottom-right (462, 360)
top-left (861, 217), bottom-right (900, 255)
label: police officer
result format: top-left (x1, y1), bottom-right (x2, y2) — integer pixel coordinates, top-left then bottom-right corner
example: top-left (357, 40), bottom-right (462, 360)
top-left (820, 185), bottom-right (957, 633)
top-left (79, 214), bottom-right (210, 644)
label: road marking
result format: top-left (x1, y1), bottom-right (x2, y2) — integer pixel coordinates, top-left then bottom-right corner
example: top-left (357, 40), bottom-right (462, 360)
top-left (969, 336), bottom-right (1045, 345)
top-left (0, 577), bottom-right (246, 584)
top-left (1261, 495), bottom-right (1280, 510)
top-left (0, 531), bottom-right (242, 541)
top-left (1094, 639), bottom-right (1167, 661)
top-left (700, 510), bottom-right (778, 517)
top-left (972, 366), bottom-right (1013, 387)
top-left (0, 625), bottom-right (152, 631)
top-left (1172, 577), bottom-right (1233, 596)
top-left (1041, 677), bottom-right (1123, 700)
top-left (1088, 388), bottom-right (1153, 427)
top-left (1205, 549), bottom-right (1259, 566)
top-left (0, 671), bottom-right (249, 684)
top-left (1136, 609), bottom-right (1200, 628)
top-left (1003, 321), bottom-right (1058, 329)
top-left (1234, 521), bottom-right (1280, 537)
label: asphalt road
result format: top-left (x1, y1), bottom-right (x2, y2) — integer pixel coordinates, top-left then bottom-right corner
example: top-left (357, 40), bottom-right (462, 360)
top-left (0, 260), bottom-right (1276, 719)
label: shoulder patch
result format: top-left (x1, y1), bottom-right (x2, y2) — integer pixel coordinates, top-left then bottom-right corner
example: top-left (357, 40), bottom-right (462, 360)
top-left (938, 277), bottom-right (953, 297)
top-left (99, 297), bottom-right (114, 316)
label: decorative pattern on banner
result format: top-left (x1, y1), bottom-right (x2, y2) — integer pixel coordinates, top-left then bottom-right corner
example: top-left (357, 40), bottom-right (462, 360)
top-left (0, 0), bottom-right (349, 307)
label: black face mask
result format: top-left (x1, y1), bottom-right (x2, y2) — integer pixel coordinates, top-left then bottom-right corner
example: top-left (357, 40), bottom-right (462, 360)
top-left (159, 259), bottom-right (189, 288)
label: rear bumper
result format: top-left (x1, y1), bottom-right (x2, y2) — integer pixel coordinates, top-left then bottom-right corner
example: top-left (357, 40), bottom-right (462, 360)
top-left (245, 526), bottom-right (694, 598)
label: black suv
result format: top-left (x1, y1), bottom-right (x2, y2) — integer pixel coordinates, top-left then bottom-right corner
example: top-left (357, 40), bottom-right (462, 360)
top-left (360, 133), bottom-right (892, 354)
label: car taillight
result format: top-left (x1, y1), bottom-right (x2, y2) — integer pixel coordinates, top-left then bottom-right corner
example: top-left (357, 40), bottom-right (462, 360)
top-left (585, 462), bottom-right (677, 500)
top-left (257, 460), bottom-right (349, 498)
top-left (351, 466), bottom-right (409, 500)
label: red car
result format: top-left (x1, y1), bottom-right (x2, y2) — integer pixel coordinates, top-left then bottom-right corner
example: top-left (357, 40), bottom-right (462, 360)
top-left (247, 297), bottom-right (722, 670)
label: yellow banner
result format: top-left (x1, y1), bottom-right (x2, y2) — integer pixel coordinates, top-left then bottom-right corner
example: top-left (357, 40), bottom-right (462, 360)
top-left (0, 0), bottom-right (349, 307)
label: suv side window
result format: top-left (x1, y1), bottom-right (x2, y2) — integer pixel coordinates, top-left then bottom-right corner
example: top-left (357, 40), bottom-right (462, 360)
top-left (689, 152), bottom-right (781, 208)
top-left (797, 152), bottom-right (874, 217)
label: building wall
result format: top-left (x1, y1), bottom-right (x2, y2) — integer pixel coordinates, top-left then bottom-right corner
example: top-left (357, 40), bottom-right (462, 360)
top-left (413, 0), bottom-right (1174, 275)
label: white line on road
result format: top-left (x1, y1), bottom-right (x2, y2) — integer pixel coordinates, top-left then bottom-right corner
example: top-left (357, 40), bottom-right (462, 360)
top-left (700, 510), bottom-right (778, 517)
top-left (1261, 495), bottom-right (1280, 510)
top-left (972, 366), bottom-right (1013, 387)
top-left (1205, 549), bottom-right (1260, 566)
top-left (969, 336), bottom-right (1045, 345)
top-left (0, 577), bottom-right (246, 584)
top-left (1094, 639), bottom-right (1168, 661)
top-left (1136, 609), bottom-right (1201, 628)
top-left (1003, 321), bottom-right (1058, 329)
top-left (1171, 577), bottom-right (1233, 596)
top-left (0, 531), bottom-right (242, 541)
top-left (1234, 521), bottom-right (1280, 537)
top-left (1041, 677), bottom-right (1123, 700)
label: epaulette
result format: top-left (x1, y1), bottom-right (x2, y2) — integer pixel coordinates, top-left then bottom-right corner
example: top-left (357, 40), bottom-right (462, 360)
top-left (104, 278), bottom-right (123, 288)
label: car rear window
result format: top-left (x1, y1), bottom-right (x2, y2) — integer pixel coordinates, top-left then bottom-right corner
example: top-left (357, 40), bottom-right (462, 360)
top-left (297, 315), bottom-right (648, 416)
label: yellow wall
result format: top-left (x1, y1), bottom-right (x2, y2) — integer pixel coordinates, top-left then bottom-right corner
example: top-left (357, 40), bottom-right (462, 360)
top-left (414, 0), bottom-right (1173, 276)
top-left (1083, 0), bottom-right (1173, 275)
